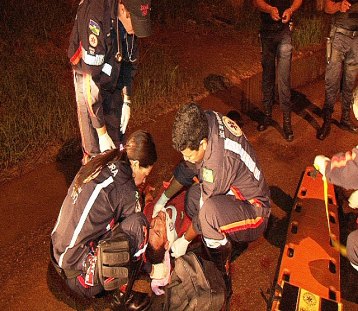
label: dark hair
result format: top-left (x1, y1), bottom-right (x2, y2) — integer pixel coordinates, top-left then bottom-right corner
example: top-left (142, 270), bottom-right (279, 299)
top-left (172, 103), bottom-right (208, 151)
top-left (146, 242), bottom-right (166, 264)
top-left (72, 130), bottom-right (157, 195)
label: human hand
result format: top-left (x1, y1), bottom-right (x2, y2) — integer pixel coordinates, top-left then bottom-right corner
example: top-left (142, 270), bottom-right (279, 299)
top-left (150, 251), bottom-right (171, 296)
top-left (348, 190), bottom-right (358, 209)
top-left (98, 131), bottom-right (115, 152)
top-left (340, 0), bottom-right (351, 13)
top-left (152, 192), bottom-right (169, 218)
top-left (313, 155), bottom-right (330, 177)
top-left (120, 101), bottom-right (131, 134)
top-left (282, 8), bottom-right (293, 23)
top-left (270, 7), bottom-right (280, 21)
top-left (171, 235), bottom-right (190, 259)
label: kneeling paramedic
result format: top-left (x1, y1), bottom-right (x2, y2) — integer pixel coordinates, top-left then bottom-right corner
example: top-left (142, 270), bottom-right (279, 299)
top-left (51, 131), bottom-right (159, 309)
top-left (314, 146), bottom-right (358, 272)
top-left (152, 103), bottom-right (272, 307)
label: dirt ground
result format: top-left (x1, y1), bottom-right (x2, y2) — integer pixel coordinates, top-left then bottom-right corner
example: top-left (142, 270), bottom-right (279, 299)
top-left (1, 20), bottom-right (358, 311)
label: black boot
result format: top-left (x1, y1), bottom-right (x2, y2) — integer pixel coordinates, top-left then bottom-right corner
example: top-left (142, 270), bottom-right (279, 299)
top-left (257, 105), bottom-right (272, 131)
top-left (283, 111), bottom-right (294, 142)
top-left (204, 240), bottom-right (233, 310)
top-left (340, 109), bottom-right (358, 133)
top-left (317, 110), bottom-right (332, 140)
top-left (111, 290), bottom-right (151, 311)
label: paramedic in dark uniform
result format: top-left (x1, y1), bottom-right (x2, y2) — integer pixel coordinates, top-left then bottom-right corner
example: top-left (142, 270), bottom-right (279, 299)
top-left (317, 0), bottom-right (358, 140)
top-left (68, 0), bottom-right (151, 164)
top-left (152, 103), bottom-right (271, 306)
top-left (314, 147), bottom-right (358, 272)
top-left (255, 0), bottom-right (302, 142)
top-left (51, 130), bottom-right (157, 303)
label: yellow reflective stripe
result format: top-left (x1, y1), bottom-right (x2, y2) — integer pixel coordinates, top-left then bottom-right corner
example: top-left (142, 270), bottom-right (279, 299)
top-left (84, 74), bottom-right (95, 117)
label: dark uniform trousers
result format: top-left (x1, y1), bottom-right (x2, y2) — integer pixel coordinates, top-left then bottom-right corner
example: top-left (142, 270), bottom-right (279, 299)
top-left (260, 26), bottom-right (293, 112)
top-left (185, 184), bottom-right (270, 244)
top-left (323, 29), bottom-right (358, 114)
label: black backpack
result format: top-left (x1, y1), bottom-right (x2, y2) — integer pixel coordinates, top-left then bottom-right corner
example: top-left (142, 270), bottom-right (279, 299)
top-left (163, 252), bottom-right (225, 311)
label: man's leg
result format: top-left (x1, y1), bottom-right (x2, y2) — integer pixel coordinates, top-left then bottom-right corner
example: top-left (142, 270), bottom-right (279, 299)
top-left (258, 34), bottom-right (277, 131)
top-left (317, 33), bottom-right (345, 140)
top-left (347, 229), bottom-right (358, 272)
top-left (340, 37), bottom-right (358, 133)
top-left (277, 30), bottom-right (294, 141)
top-left (198, 195), bottom-right (270, 307)
top-left (103, 89), bottom-right (123, 148)
top-left (73, 72), bottom-right (101, 164)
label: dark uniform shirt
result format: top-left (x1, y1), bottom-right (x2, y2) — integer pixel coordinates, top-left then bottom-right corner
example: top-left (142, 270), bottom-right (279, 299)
top-left (260, 0), bottom-right (292, 31)
top-left (67, 0), bottom-right (138, 128)
top-left (51, 160), bottom-right (148, 271)
top-left (174, 111), bottom-right (270, 209)
top-left (325, 146), bottom-right (358, 189)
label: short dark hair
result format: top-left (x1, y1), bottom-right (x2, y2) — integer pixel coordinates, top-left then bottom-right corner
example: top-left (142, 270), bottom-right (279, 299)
top-left (146, 242), bottom-right (166, 264)
top-left (172, 103), bottom-right (208, 151)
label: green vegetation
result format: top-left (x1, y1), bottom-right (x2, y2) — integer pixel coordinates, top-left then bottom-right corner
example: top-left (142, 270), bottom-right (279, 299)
top-left (0, 0), bottom-right (328, 179)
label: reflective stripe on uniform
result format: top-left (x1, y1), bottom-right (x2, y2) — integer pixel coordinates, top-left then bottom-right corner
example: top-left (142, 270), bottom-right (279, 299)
top-left (219, 216), bottom-right (264, 234)
top-left (83, 73), bottom-right (96, 118)
top-left (82, 47), bottom-right (105, 66)
top-left (58, 176), bottom-right (114, 267)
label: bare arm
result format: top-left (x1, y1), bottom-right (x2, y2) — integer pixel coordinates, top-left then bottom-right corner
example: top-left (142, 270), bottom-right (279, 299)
top-left (183, 222), bottom-right (199, 242)
top-left (282, 0), bottom-right (303, 23)
top-left (325, 0), bottom-right (352, 14)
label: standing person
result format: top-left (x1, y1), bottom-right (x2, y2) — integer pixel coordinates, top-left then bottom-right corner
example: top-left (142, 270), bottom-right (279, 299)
top-left (68, 0), bottom-right (151, 164)
top-left (51, 130), bottom-right (157, 307)
top-left (314, 146), bottom-right (358, 272)
top-left (255, 0), bottom-right (302, 142)
top-left (317, 0), bottom-right (358, 140)
top-left (152, 103), bottom-right (271, 308)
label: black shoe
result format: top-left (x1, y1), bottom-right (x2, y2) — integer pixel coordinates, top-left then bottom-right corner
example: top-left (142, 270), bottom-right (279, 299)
top-left (283, 112), bottom-right (294, 142)
top-left (340, 120), bottom-right (358, 133)
top-left (111, 291), bottom-right (151, 311)
top-left (283, 128), bottom-right (294, 142)
top-left (126, 291), bottom-right (151, 311)
top-left (317, 121), bottom-right (331, 140)
top-left (257, 115), bottom-right (272, 132)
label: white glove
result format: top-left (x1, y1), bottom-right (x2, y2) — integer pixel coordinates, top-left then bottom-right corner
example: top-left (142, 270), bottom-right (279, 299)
top-left (348, 190), bottom-right (358, 209)
top-left (150, 251), bottom-right (171, 296)
top-left (120, 101), bottom-right (131, 134)
top-left (98, 131), bottom-right (115, 153)
top-left (314, 155), bottom-right (330, 177)
top-left (353, 88), bottom-right (358, 120)
top-left (171, 234), bottom-right (190, 259)
top-left (152, 192), bottom-right (169, 218)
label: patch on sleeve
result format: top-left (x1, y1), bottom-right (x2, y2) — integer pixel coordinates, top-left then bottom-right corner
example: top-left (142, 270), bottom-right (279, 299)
top-left (203, 167), bottom-right (214, 183)
top-left (89, 19), bottom-right (100, 36)
top-left (89, 33), bottom-right (98, 48)
top-left (223, 115), bottom-right (242, 137)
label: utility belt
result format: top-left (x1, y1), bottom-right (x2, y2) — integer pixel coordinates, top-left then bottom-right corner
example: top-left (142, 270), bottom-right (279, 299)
top-left (50, 229), bottom-right (131, 291)
top-left (332, 25), bottom-right (358, 38)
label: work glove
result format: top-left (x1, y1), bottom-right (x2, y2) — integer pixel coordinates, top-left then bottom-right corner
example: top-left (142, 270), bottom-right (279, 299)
top-left (150, 251), bottom-right (171, 295)
top-left (171, 235), bottom-right (190, 259)
top-left (120, 100), bottom-right (131, 134)
top-left (348, 190), bottom-right (358, 209)
top-left (313, 155), bottom-right (330, 177)
top-left (98, 131), bottom-right (115, 153)
top-left (152, 192), bottom-right (169, 218)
